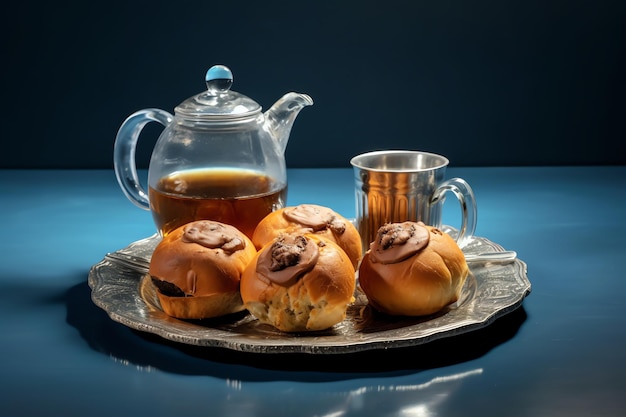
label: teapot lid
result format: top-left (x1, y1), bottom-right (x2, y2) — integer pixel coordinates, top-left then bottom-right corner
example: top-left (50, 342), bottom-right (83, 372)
top-left (174, 65), bottom-right (261, 121)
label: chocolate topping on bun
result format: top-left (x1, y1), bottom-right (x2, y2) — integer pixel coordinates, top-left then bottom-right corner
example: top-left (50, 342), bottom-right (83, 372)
top-left (370, 222), bottom-right (431, 264)
top-left (359, 222), bottom-right (469, 317)
top-left (149, 220), bottom-right (257, 319)
top-left (252, 204), bottom-right (362, 268)
top-left (283, 205), bottom-right (346, 234)
top-left (240, 233), bottom-right (356, 332)
top-left (255, 234), bottom-right (320, 287)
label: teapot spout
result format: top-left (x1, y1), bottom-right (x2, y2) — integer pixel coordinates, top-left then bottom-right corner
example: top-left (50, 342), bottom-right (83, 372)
top-left (264, 92), bottom-right (313, 153)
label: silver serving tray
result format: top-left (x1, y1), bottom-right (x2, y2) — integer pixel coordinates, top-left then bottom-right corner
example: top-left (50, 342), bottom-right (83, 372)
top-left (88, 228), bottom-right (531, 354)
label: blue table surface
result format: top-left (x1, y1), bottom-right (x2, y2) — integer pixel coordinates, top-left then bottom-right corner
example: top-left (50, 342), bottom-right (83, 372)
top-left (1, 166), bottom-right (625, 417)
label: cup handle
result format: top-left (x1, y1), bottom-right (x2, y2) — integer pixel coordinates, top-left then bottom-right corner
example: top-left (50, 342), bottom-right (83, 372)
top-left (429, 178), bottom-right (477, 248)
top-left (113, 108), bottom-right (173, 210)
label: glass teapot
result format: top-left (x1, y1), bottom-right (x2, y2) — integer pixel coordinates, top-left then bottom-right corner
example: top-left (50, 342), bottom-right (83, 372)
top-left (114, 65), bottom-right (313, 238)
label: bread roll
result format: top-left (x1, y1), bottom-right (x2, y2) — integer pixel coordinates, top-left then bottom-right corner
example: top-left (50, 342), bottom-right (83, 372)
top-left (149, 220), bottom-right (257, 319)
top-left (251, 204), bottom-right (362, 268)
top-left (240, 233), bottom-right (356, 332)
top-left (358, 222), bottom-right (469, 316)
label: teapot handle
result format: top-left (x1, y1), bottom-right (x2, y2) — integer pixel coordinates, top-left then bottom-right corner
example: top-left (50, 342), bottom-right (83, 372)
top-left (113, 108), bottom-right (174, 210)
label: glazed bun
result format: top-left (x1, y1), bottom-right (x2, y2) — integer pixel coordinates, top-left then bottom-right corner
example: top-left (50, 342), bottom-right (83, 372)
top-left (149, 220), bottom-right (257, 319)
top-left (240, 233), bottom-right (356, 332)
top-left (252, 204), bottom-right (362, 268)
top-left (358, 222), bottom-right (469, 317)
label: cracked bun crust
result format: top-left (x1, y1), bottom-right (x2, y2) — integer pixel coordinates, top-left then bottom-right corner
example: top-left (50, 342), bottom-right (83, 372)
top-left (358, 222), bottom-right (469, 317)
top-left (251, 204), bottom-right (362, 268)
top-left (149, 220), bottom-right (257, 319)
top-left (240, 233), bottom-right (356, 332)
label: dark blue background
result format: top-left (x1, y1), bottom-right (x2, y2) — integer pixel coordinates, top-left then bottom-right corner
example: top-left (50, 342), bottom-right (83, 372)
top-left (3, 0), bottom-right (624, 168)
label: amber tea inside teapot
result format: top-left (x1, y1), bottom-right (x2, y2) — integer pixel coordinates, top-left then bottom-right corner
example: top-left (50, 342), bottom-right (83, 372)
top-left (114, 65), bottom-right (313, 238)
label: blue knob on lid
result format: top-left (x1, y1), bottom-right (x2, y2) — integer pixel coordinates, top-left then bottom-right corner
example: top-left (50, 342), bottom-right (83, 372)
top-left (205, 65), bottom-right (233, 96)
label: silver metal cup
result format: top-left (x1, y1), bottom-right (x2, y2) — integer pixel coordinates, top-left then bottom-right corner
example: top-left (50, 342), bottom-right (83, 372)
top-left (350, 150), bottom-right (477, 251)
